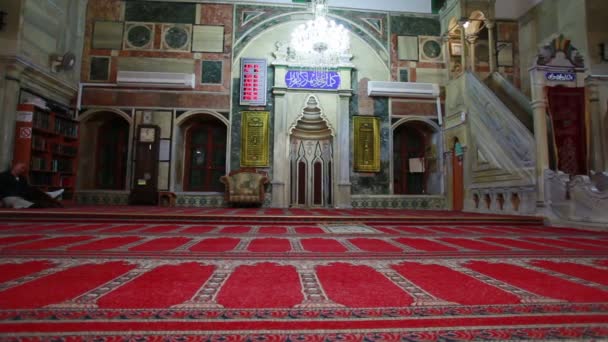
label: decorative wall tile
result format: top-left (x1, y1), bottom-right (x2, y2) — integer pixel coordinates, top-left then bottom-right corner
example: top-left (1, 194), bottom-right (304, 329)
top-left (419, 36), bottom-right (444, 63)
top-left (76, 191), bottom-right (129, 206)
top-left (362, 17), bottom-right (384, 35)
top-left (125, 1), bottom-right (195, 24)
top-left (175, 194), bottom-right (226, 208)
top-left (241, 10), bottom-right (265, 27)
top-left (92, 21), bottom-right (123, 50)
top-left (399, 68), bottom-right (409, 82)
top-left (351, 195), bottom-right (446, 209)
top-left (397, 36), bottom-right (419, 61)
top-left (234, 5), bottom-right (300, 41)
top-left (161, 24), bottom-right (192, 52)
top-left (201, 60), bottom-right (223, 84)
top-left (192, 25), bottom-right (224, 53)
top-left (89, 56), bottom-right (110, 81)
top-left (124, 22), bottom-right (154, 50)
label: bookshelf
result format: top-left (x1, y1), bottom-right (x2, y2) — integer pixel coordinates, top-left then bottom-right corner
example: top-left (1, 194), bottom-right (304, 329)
top-left (13, 103), bottom-right (79, 199)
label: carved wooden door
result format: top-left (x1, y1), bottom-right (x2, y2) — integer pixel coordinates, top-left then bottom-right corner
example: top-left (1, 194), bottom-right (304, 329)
top-left (290, 138), bottom-right (333, 207)
top-left (547, 87), bottom-right (587, 175)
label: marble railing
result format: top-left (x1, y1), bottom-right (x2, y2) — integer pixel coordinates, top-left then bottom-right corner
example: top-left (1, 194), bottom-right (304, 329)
top-left (544, 169), bottom-right (608, 224)
top-left (462, 72), bottom-right (537, 215)
top-left (465, 72), bottom-right (536, 173)
top-left (468, 187), bottom-right (537, 215)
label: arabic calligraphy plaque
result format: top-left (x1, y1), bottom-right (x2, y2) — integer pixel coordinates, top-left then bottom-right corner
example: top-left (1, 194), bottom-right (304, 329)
top-left (240, 111), bottom-right (270, 167)
top-left (353, 116), bottom-right (380, 172)
top-left (285, 70), bottom-right (341, 90)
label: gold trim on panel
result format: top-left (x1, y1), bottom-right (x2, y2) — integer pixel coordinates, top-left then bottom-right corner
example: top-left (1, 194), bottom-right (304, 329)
top-left (353, 116), bottom-right (380, 172)
top-left (240, 111), bottom-right (270, 167)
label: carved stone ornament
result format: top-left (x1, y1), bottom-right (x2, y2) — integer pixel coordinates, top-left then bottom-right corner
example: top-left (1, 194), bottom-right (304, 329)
top-left (536, 34), bottom-right (585, 68)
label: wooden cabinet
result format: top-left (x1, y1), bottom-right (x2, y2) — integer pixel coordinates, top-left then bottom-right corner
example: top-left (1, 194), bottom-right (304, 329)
top-left (13, 104), bottom-right (79, 199)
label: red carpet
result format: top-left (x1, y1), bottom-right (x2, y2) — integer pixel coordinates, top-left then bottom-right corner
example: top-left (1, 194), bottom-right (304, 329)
top-left (301, 238), bottom-right (348, 252)
top-left (217, 262), bottom-right (303, 308)
top-left (188, 237), bottom-right (240, 252)
top-left (0, 261), bottom-right (53, 283)
top-left (395, 237), bottom-right (458, 251)
top-left (68, 236), bottom-right (142, 251)
top-left (0, 209), bottom-right (607, 340)
top-left (98, 263), bottom-right (214, 308)
top-left (316, 263), bottom-right (414, 307)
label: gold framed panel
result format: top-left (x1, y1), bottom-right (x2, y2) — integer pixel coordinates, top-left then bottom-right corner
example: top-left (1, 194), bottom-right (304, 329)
top-left (353, 116), bottom-right (381, 172)
top-left (240, 111), bottom-right (270, 167)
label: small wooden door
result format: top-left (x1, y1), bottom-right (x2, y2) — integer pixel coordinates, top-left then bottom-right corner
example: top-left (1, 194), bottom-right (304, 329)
top-left (452, 141), bottom-right (464, 211)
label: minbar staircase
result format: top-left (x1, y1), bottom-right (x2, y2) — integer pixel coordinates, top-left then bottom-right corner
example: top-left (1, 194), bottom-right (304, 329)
top-left (462, 72), bottom-right (537, 215)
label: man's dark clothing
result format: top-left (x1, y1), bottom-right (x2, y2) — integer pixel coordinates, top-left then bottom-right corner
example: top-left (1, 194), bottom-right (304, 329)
top-left (0, 169), bottom-right (29, 199)
top-left (0, 169), bottom-right (62, 208)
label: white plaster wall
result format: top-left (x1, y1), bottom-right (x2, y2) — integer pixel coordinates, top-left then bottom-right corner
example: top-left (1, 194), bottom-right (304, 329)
top-left (19, 0), bottom-right (87, 87)
top-left (234, 21), bottom-right (389, 81)
top-left (495, 0), bottom-right (542, 20)
top-left (518, 0), bottom-right (588, 96)
top-left (586, 0), bottom-right (608, 75)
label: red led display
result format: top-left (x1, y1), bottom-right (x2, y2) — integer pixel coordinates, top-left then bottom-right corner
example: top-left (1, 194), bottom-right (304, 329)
top-left (240, 58), bottom-right (267, 106)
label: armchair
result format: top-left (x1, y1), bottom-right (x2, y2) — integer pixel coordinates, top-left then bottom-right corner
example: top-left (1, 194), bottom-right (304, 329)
top-left (220, 169), bottom-right (269, 206)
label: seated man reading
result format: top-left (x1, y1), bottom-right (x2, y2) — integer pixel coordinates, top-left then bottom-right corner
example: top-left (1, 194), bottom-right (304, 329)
top-left (0, 162), bottom-right (63, 209)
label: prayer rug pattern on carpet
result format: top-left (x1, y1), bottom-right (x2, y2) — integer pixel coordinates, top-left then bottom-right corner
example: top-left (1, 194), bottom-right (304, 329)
top-left (0, 218), bottom-right (606, 341)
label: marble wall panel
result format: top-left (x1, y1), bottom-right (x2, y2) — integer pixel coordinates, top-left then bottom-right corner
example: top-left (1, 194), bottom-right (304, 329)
top-left (357, 78), bottom-right (374, 115)
top-left (350, 98), bottom-right (390, 195)
top-left (391, 100), bottom-right (437, 116)
top-left (158, 161), bottom-right (170, 191)
top-left (201, 60), bottom-right (223, 84)
top-left (397, 36), bottom-right (419, 61)
top-left (117, 57), bottom-right (195, 73)
top-left (89, 56), bottom-right (111, 81)
top-left (399, 68), bottom-right (409, 82)
top-left (416, 68), bottom-right (448, 86)
top-left (391, 15), bottom-right (441, 37)
top-left (192, 25), bottom-right (224, 52)
top-left (125, 1), bottom-right (195, 24)
top-left (82, 0), bottom-right (123, 81)
top-left (82, 89), bottom-right (230, 109)
top-left (92, 21), bottom-right (124, 50)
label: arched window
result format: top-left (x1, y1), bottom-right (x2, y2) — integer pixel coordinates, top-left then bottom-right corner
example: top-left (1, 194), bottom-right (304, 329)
top-left (183, 117), bottom-right (227, 192)
top-left (96, 117), bottom-right (129, 189)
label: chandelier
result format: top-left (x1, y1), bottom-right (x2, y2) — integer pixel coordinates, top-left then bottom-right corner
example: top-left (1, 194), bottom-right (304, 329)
top-left (290, 0), bottom-right (350, 69)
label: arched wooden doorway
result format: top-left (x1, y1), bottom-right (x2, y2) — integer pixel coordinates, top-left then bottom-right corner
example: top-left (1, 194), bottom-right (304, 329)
top-left (96, 117), bottom-right (129, 189)
top-left (182, 116), bottom-right (227, 192)
top-left (394, 125), bottom-right (427, 194)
